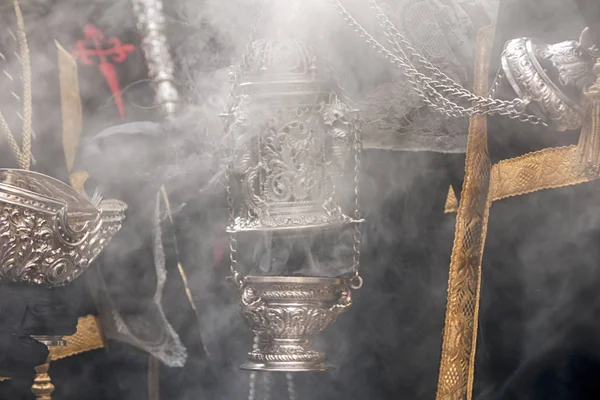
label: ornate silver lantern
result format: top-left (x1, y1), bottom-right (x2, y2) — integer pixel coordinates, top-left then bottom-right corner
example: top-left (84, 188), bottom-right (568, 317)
top-left (0, 169), bottom-right (126, 287)
top-left (222, 37), bottom-right (363, 372)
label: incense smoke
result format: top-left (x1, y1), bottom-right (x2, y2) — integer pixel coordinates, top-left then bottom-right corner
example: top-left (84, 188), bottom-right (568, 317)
top-left (13, 0), bottom-right (600, 399)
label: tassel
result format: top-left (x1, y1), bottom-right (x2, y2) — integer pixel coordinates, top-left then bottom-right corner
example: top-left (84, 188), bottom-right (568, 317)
top-left (577, 58), bottom-right (600, 177)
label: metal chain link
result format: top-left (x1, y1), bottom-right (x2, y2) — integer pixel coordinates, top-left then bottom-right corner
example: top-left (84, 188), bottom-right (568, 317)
top-left (314, 45), bottom-right (363, 290)
top-left (367, 0), bottom-right (522, 112)
top-left (371, 0), bottom-right (544, 125)
top-left (327, 0), bottom-right (475, 118)
top-left (326, 0), bottom-right (547, 126)
top-left (225, 170), bottom-right (242, 288)
top-left (311, 39), bottom-right (363, 290)
top-left (241, 0), bottom-right (265, 74)
top-left (488, 67), bottom-right (505, 100)
top-left (310, 46), bottom-right (363, 289)
top-left (248, 336), bottom-right (259, 400)
top-left (261, 373), bottom-right (273, 400)
top-left (351, 117), bottom-right (363, 290)
top-left (286, 373), bottom-right (297, 400)
top-left (248, 371), bottom-right (257, 400)
top-left (224, 0), bottom-right (265, 288)
top-left (327, 0), bottom-right (492, 118)
top-left (248, 340), bottom-right (298, 400)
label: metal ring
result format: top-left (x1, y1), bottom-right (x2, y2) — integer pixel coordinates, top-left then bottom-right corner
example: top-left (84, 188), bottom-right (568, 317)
top-left (233, 272), bottom-right (244, 289)
top-left (350, 275), bottom-right (363, 290)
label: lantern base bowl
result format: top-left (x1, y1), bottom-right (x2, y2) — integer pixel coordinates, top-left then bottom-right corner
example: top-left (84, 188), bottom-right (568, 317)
top-left (240, 276), bottom-right (353, 373)
top-left (240, 360), bottom-right (334, 372)
top-left (241, 339), bottom-right (336, 372)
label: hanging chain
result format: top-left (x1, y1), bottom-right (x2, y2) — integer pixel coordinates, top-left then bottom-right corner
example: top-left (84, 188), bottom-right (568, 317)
top-left (286, 373), bottom-right (297, 400)
top-left (225, 167), bottom-right (242, 288)
top-left (367, 0), bottom-right (523, 115)
top-left (241, 0), bottom-right (265, 74)
top-left (488, 67), bottom-right (505, 100)
top-left (248, 336), bottom-right (259, 400)
top-left (248, 371), bottom-right (257, 400)
top-left (312, 48), bottom-right (363, 290)
top-left (350, 119), bottom-right (363, 290)
top-left (224, 0), bottom-right (264, 115)
top-left (248, 340), bottom-right (297, 400)
top-left (325, 0), bottom-right (547, 126)
top-left (307, 20), bottom-right (364, 291)
top-left (315, 48), bottom-right (355, 107)
top-left (326, 0), bottom-right (478, 118)
top-left (224, 102), bottom-right (241, 287)
top-left (224, 0), bottom-right (265, 289)
top-left (262, 373), bottom-right (273, 400)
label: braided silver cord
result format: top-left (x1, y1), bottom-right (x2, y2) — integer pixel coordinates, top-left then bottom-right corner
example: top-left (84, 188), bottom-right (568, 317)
top-left (351, 114), bottom-right (363, 289)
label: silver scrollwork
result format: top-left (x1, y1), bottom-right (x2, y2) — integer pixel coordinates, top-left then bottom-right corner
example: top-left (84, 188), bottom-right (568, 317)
top-left (240, 276), bottom-right (352, 372)
top-left (0, 169), bottom-right (126, 287)
top-left (502, 37), bottom-right (588, 131)
top-left (224, 38), bottom-right (360, 233)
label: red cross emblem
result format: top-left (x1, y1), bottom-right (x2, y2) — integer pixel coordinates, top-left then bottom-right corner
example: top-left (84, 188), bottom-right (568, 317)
top-left (72, 24), bottom-right (136, 119)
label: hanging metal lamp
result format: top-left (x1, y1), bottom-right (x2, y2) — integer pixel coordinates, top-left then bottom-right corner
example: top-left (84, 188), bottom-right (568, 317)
top-left (222, 34), bottom-right (364, 372)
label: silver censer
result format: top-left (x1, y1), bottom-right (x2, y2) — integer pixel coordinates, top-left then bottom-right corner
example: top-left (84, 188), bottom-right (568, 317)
top-left (222, 37), bottom-right (363, 372)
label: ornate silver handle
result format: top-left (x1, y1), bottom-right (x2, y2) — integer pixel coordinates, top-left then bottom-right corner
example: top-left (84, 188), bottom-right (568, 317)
top-left (331, 285), bottom-right (353, 313)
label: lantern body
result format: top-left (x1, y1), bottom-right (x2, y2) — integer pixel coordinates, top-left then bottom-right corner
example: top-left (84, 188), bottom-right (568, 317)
top-left (227, 38), bottom-right (357, 233)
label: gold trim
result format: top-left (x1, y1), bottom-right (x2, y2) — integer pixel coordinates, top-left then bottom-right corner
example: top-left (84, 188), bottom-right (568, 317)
top-left (444, 185), bottom-right (459, 214)
top-left (490, 145), bottom-right (599, 200)
top-left (49, 315), bottom-right (105, 361)
top-left (56, 40), bottom-right (85, 189)
top-left (436, 25), bottom-right (495, 400)
top-left (437, 34), bottom-right (600, 400)
top-left (446, 145), bottom-right (600, 213)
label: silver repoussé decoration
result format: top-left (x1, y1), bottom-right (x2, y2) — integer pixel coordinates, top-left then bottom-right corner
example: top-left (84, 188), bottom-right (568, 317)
top-left (225, 39), bottom-right (358, 233)
top-left (502, 38), bottom-right (584, 131)
top-left (223, 37), bottom-right (363, 372)
top-left (501, 28), bottom-right (600, 131)
top-left (240, 276), bottom-right (352, 371)
top-left (0, 169), bottom-right (126, 287)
